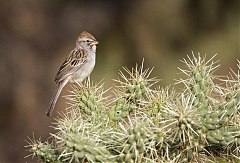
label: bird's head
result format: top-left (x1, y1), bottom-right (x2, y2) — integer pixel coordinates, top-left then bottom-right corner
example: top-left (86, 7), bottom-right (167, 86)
top-left (76, 31), bottom-right (98, 52)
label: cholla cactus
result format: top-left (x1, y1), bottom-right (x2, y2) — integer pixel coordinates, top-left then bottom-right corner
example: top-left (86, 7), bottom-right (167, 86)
top-left (26, 139), bottom-right (60, 163)
top-left (26, 54), bottom-right (240, 162)
top-left (65, 80), bottom-right (106, 121)
top-left (177, 54), bottom-right (219, 114)
top-left (109, 61), bottom-right (158, 125)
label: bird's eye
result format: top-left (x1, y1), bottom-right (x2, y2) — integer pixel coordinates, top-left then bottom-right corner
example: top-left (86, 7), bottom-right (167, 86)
top-left (86, 40), bottom-right (90, 42)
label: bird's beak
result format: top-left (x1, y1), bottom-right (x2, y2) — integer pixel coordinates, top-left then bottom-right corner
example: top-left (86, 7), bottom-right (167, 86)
top-left (90, 40), bottom-right (99, 45)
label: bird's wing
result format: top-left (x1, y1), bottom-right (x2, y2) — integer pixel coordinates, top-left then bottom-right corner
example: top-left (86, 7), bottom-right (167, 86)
top-left (54, 48), bottom-right (88, 83)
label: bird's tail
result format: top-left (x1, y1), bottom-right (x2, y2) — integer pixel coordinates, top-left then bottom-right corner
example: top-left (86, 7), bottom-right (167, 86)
top-left (46, 82), bottom-right (66, 117)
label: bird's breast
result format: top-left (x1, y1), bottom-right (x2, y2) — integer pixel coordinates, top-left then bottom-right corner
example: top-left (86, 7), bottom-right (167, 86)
top-left (70, 53), bottom-right (96, 83)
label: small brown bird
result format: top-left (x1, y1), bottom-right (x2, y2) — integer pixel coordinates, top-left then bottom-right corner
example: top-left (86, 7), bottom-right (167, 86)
top-left (47, 31), bottom-right (98, 117)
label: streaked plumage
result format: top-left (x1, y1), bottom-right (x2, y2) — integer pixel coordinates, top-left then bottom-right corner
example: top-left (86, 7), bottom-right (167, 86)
top-left (47, 31), bottom-right (98, 117)
top-left (54, 48), bottom-right (88, 83)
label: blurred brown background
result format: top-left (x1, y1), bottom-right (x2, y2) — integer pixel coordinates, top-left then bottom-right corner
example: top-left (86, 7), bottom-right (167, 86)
top-left (0, 0), bottom-right (239, 162)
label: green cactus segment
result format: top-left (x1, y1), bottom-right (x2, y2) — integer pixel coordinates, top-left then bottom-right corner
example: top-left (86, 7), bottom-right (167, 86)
top-left (116, 63), bottom-right (157, 104)
top-left (202, 82), bottom-right (240, 146)
top-left (63, 133), bottom-right (114, 162)
top-left (224, 83), bottom-right (240, 116)
top-left (109, 77), bottom-right (148, 122)
top-left (118, 125), bottom-right (147, 162)
top-left (206, 128), bottom-right (231, 145)
top-left (75, 89), bottom-right (99, 115)
top-left (29, 142), bottom-right (60, 163)
top-left (124, 78), bottom-right (148, 102)
top-left (178, 55), bottom-right (219, 114)
top-left (66, 82), bottom-right (105, 119)
top-left (109, 98), bottom-right (136, 122)
top-left (147, 87), bottom-right (174, 124)
top-left (202, 111), bottom-right (225, 131)
top-left (53, 119), bottom-right (116, 162)
top-left (109, 64), bottom-right (156, 123)
top-left (190, 66), bottom-right (212, 113)
top-left (150, 129), bottom-right (167, 159)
